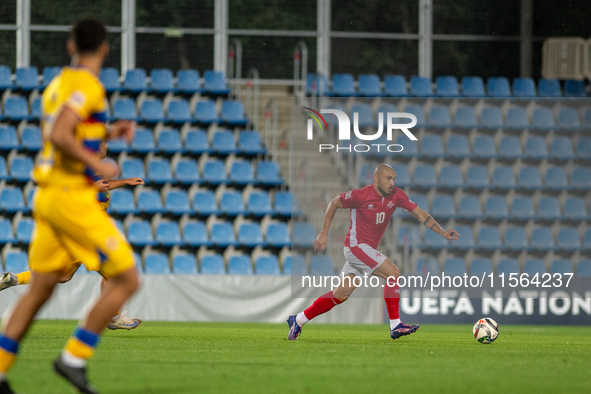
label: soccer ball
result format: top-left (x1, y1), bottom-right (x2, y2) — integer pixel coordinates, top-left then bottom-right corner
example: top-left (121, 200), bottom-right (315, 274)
top-left (473, 318), bottom-right (499, 344)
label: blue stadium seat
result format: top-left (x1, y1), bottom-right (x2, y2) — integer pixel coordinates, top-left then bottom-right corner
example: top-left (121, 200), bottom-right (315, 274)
top-left (331, 73), bottom-right (357, 96)
top-left (248, 191), bottom-right (273, 216)
top-left (16, 67), bottom-right (39, 91)
top-left (238, 223), bottom-right (265, 247)
top-left (537, 197), bottom-right (561, 221)
top-left (31, 97), bottom-right (41, 119)
top-left (211, 222), bottom-right (237, 247)
top-left (167, 99), bottom-right (192, 124)
top-left (10, 156), bottom-right (33, 182)
top-left (192, 191), bottom-right (219, 216)
top-left (506, 107), bottom-right (529, 130)
top-left (203, 70), bottom-right (231, 95)
top-left (410, 76), bottom-right (433, 96)
top-left (551, 259), bottom-right (573, 274)
top-left (401, 194), bottom-right (427, 217)
top-left (124, 68), bottom-right (148, 93)
top-left (492, 166), bottom-right (515, 189)
top-left (550, 137), bottom-right (574, 160)
top-left (239, 131), bottom-right (265, 155)
top-left (498, 136), bottom-right (521, 159)
top-left (436, 76), bottom-right (459, 96)
top-left (137, 190), bottom-right (164, 214)
top-left (165, 190), bottom-right (191, 215)
top-left (275, 191), bottom-right (299, 217)
top-left (194, 100), bottom-right (220, 125)
top-left (0, 126), bottom-right (20, 151)
top-left (497, 259), bottom-right (520, 274)
top-left (292, 223), bottom-right (315, 247)
top-left (220, 191), bottom-right (246, 216)
top-left (487, 77), bottom-right (511, 97)
top-left (391, 164), bottom-right (410, 187)
top-left (229, 161), bottom-right (254, 185)
top-left (518, 166), bottom-right (542, 190)
top-left (310, 255), bottom-right (334, 275)
top-left (350, 104), bottom-right (375, 128)
top-left (200, 254), bottom-right (225, 274)
top-left (577, 260), bottom-right (591, 277)
top-left (0, 218), bottom-right (14, 243)
top-left (450, 225), bottom-right (473, 250)
top-left (228, 255), bottom-right (253, 275)
top-left (285, 255), bottom-right (307, 275)
top-left (106, 138), bottom-right (128, 153)
top-left (416, 257), bottom-right (439, 275)
top-left (384, 75), bottom-right (407, 96)
top-left (563, 79), bottom-right (586, 97)
top-left (150, 68), bottom-right (175, 94)
top-left (439, 165), bottom-right (463, 189)
top-left (16, 218), bottom-right (34, 244)
top-left (511, 197), bottom-right (535, 220)
top-left (42, 66), bottom-right (60, 89)
top-left (112, 98), bottom-right (138, 121)
top-left (108, 189), bottom-right (138, 215)
top-left (544, 167), bottom-right (569, 190)
top-left (127, 220), bottom-right (154, 246)
top-left (512, 77), bottom-right (536, 97)
top-left (530, 228), bottom-right (555, 251)
top-left (26, 189), bottom-right (34, 210)
top-left (0, 66), bottom-right (13, 91)
top-left (185, 129), bottom-right (210, 154)
top-left (454, 106), bottom-right (478, 129)
top-left (471, 258), bottom-right (493, 275)
top-left (257, 161), bottom-right (283, 185)
top-left (557, 108), bottom-right (582, 131)
top-left (4, 96), bottom-right (31, 122)
top-left (183, 222), bottom-right (210, 247)
top-left (458, 196), bottom-right (482, 219)
top-left (174, 159), bottom-right (200, 184)
top-left (571, 167), bottom-right (591, 190)
top-left (130, 129), bottom-right (155, 153)
top-left (358, 74), bottom-right (382, 96)
top-left (524, 259), bottom-right (546, 275)
top-left (504, 227), bottom-right (528, 251)
top-left (145, 253), bottom-right (170, 274)
top-left (306, 73), bottom-right (329, 95)
top-left (99, 68), bottom-right (120, 93)
top-left (158, 129), bottom-right (183, 154)
top-left (266, 223), bottom-right (290, 247)
top-left (485, 196), bottom-right (509, 220)
top-left (428, 106), bottom-right (452, 128)
top-left (443, 258), bottom-right (466, 275)
top-left (212, 130), bottom-right (237, 154)
top-left (221, 101), bottom-right (248, 126)
top-left (155, 222), bottom-right (182, 247)
top-left (203, 160), bottom-right (227, 184)
top-left (477, 226), bottom-right (502, 250)
top-left (424, 230), bottom-right (447, 249)
top-left (5, 252), bottom-right (28, 273)
top-left (431, 195), bottom-right (455, 219)
top-left (461, 76), bottom-right (485, 97)
top-left (0, 188), bottom-right (26, 213)
top-left (395, 135), bottom-right (419, 158)
top-left (177, 69), bottom-right (201, 95)
top-left (397, 225), bottom-right (420, 247)
top-left (413, 164), bottom-right (436, 188)
top-left (538, 79), bottom-right (562, 98)
top-left (256, 256), bottom-right (280, 275)
top-left (0, 158), bottom-right (7, 181)
top-left (564, 197), bottom-right (588, 220)
top-left (403, 105), bottom-right (426, 127)
top-left (480, 107), bottom-right (504, 130)
top-left (531, 108), bottom-right (555, 131)
top-left (557, 228), bottom-right (581, 251)
top-left (140, 99), bottom-right (165, 123)
top-left (420, 134), bottom-right (444, 158)
top-left (148, 159), bottom-right (173, 184)
top-left (446, 135), bottom-right (471, 158)
top-left (173, 254), bottom-right (198, 274)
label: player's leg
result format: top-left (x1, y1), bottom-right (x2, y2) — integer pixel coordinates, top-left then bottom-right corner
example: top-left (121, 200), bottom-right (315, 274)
top-left (98, 276), bottom-right (142, 330)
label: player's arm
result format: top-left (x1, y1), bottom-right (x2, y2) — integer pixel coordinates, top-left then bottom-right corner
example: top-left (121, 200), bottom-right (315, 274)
top-left (410, 206), bottom-right (460, 241)
top-left (313, 195), bottom-right (345, 251)
top-left (106, 178), bottom-right (145, 190)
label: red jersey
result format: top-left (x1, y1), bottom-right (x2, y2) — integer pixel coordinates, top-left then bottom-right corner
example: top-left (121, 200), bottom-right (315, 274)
top-left (339, 185), bottom-right (418, 249)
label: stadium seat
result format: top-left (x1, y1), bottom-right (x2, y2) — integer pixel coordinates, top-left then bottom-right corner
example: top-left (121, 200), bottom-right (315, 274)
top-left (504, 227), bottom-right (528, 251)
top-left (471, 258), bottom-right (493, 275)
top-left (506, 107), bottom-right (529, 130)
top-left (127, 220), bottom-right (154, 246)
top-left (192, 191), bottom-right (219, 216)
top-left (487, 77), bottom-right (511, 97)
top-left (577, 260), bottom-right (591, 277)
top-left (398, 225), bottom-right (420, 247)
top-left (5, 252), bottom-right (28, 273)
top-left (256, 256), bottom-right (280, 275)
top-left (158, 129), bottom-right (183, 154)
top-left (557, 108), bottom-right (582, 131)
top-left (413, 164), bottom-right (437, 188)
top-left (512, 77), bottom-right (536, 97)
top-left (4, 96), bottom-right (31, 122)
top-left (99, 68), bottom-right (120, 93)
top-left (306, 73), bottom-right (330, 95)
top-left (461, 76), bottom-right (485, 97)
top-left (14, 219), bottom-right (35, 244)
top-left (428, 106), bottom-right (452, 128)
top-left (275, 191), bottom-right (299, 217)
top-left (0, 65), bottom-right (13, 91)
top-left (439, 165), bottom-right (463, 189)
top-left (436, 76), bottom-right (459, 96)
top-left (424, 230), bottom-right (448, 249)
top-left (0, 126), bottom-right (19, 151)
top-left (183, 222), bottom-right (210, 247)
top-left (576, 137), bottom-right (591, 160)
top-left (454, 106), bottom-right (478, 129)
top-left (571, 167), bottom-right (591, 190)
top-left (203, 70), bottom-right (231, 95)
top-left (137, 190), bottom-right (164, 214)
top-left (130, 129), bottom-right (155, 153)
top-left (155, 222), bottom-right (182, 247)
top-left (472, 136), bottom-right (497, 160)
top-left (150, 68), bottom-right (175, 94)
top-left (480, 107), bottom-right (504, 130)
top-left (144, 253), bottom-right (170, 274)
top-left (331, 73), bottom-right (357, 96)
top-left (420, 134), bottom-right (444, 158)
top-left (123, 69), bottom-right (148, 93)
top-left (265, 223), bottom-right (290, 247)
top-left (416, 257), bottom-right (439, 274)
top-left (358, 74), bottom-right (382, 96)
top-left (390, 164), bottom-right (410, 187)
top-left (228, 161), bottom-right (254, 185)
top-left (564, 197), bottom-right (588, 220)
top-left (140, 99), bottom-right (165, 123)
top-left (173, 254), bottom-right (198, 274)
top-left (210, 222), bottom-right (237, 247)
top-left (550, 137), bottom-right (574, 160)
top-left (203, 160), bottom-right (227, 184)
top-left (165, 190), bottom-right (191, 215)
top-left (497, 259), bottom-right (520, 274)
top-left (443, 258), bottom-right (466, 276)
top-left (21, 126), bottom-right (41, 152)
top-left (0, 218), bottom-right (14, 243)
top-left (524, 259), bottom-right (546, 275)
top-left (239, 131), bottom-right (266, 155)
top-left (106, 138), bottom-right (128, 153)
top-left (200, 254), bottom-right (225, 274)
top-left (108, 189), bottom-right (138, 215)
top-left (10, 156), bottom-right (33, 182)
top-left (395, 135), bottom-right (418, 158)
top-left (538, 79), bottom-right (562, 98)
top-left (551, 259), bottom-right (573, 275)
top-left (31, 97), bottom-right (41, 119)
top-left (112, 98), bottom-right (138, 121)
top-left (530, 228), bottom-right (555, 251)
top-left (41, 66), bottom-right (60, 89)
top-left (194, 100), bottom-right (220, 125)
top-left (449, 225), bottom-right (473, 249)
top-left (544, 167), bottom-right (569, 190)
top-left (292, 223), bottom-right (315, 248)
top-left (431, 195), bottom-right (455, 219)
top-left (498, 136), bottom-right (522, 160)
top-left (458, 196), bottom-right (482, 219)
top-left (0, 188), bottom-right (26, 213)
top-left (485, 196), bottom-right (509, 220)
top-left (285, 255), bottom-right (307, 275)
top-left (16, 67), bottom-right (39, 91)
top-left (185, 129), bottom-right (211, 154)
top-left (166, 99), bottom-right (192, 124)
top-left (148, 159), bottom-right (173, 184)
top-left (228, 255), bottom-right (253, 275)
top-left (177, 69), bottom-right (201, 95)
top-left (524, 136), bottom-right (548, 160)
top-left (537, 197), bottom-right (561, 221)
top-left (401, 195), bottom-right (427, 218)
top-left (581, 109), bottom-right (591, 128)
top-left (557, 228), bottom-right (581, 251)
top-left (238, 223), bottom-right (265, 247)
top-left (531, 107), bottom-right (555, 131)
top-left (310, 255), bottom-right (334, 275)
top-left (511, 197), bottom-right (535, 220)
top-left (257, 161), bottom-right (283, 185)
top-left (212, 130), bottom-right (238, 154)
top-left (350, 104), bottom-right (375, 128)
top-left (410, 76), bottom-right (433, 96)
top-left (0, 158), bottom-right (7, 181)
top-left (174, 159), bottom-right (200, 184)
top-left (446, 135), bottom-right (471, 159)
top-left (221, 101), bottom-right (248, 126)
top-left (477, 226), bottom-right (502, 250)
top-left (403, 105), bottom-right (426, 127)
top-left (518, 166), bottom-right (542, 190)
top-left (26, 189), bottom-right (34, 210)
top-left (492, 166), bottom-right (516, 189)
top-left (220, 191), bottom-right (246, 216)
top-left (248, 191), bottom-right (273, 216)
top-left (563, 79), bottom-right (586, 97)
top-left (384, 75), bottom-right (407, 96)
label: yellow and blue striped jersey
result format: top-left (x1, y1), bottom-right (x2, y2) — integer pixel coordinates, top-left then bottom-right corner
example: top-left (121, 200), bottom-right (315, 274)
top-left (97, 190), bottom-right (110, 211)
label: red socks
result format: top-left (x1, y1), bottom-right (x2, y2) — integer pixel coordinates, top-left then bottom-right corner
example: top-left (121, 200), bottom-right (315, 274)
top-left (384, 282), bottom-right (400, 320)
top-left (303, 291), bottom-right (343, 320)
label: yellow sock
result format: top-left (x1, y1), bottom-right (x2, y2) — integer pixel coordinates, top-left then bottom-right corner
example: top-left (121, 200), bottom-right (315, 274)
top-left (16, 271), bottom-right (32, 285)
top-left (0, 336), bottom-right (19, 373)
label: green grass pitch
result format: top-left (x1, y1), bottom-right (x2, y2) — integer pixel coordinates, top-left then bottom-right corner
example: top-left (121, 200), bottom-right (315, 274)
top-left (6, 321), bottom-right (591, 393)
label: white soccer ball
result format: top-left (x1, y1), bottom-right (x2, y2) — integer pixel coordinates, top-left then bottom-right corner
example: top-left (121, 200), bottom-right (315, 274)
top-left (473, 317), bottom-right (499, 344)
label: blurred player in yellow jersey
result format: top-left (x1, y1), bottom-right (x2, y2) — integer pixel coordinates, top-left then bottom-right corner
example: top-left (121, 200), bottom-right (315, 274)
top-left (0, 19), bottom-right (139, 394)
top-left (0, 141), bottom-right (144, 331)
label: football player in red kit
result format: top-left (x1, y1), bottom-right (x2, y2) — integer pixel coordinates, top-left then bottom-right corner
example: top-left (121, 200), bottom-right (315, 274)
top-left (288, 163), bottom-right (460, 341)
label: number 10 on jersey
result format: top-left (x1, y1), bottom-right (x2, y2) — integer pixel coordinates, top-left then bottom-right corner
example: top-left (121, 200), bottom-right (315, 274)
top-left (376, 212), bottom-right (385, 224)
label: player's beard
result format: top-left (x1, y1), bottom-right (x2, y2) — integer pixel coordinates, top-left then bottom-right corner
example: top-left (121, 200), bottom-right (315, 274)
top-left (378, 184), bottom-right (392, 196)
